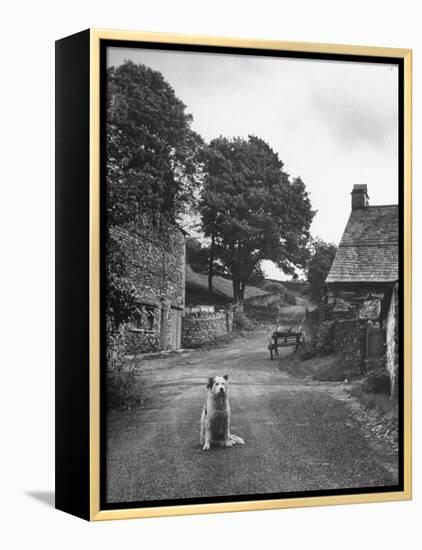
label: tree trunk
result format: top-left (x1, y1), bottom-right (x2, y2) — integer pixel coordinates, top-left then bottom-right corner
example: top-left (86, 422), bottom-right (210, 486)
top-left (208, 233), bottom-right (215, 298)
top-left (232, 277), bottom-right (239, 302)
top-left (235, 241), bottom-right (245, 302)
top-left (239, 280), bottom-right (246, 301)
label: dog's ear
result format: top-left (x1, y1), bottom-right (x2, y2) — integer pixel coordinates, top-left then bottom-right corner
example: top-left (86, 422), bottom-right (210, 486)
top-left (223, 374), bottom-right (229, 381)
top-left (207, 377), bottom-right (214, 389)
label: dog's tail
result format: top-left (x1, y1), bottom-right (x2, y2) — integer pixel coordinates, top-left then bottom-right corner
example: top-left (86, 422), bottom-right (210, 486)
top-left (229, 434), bottom-right (245, 445)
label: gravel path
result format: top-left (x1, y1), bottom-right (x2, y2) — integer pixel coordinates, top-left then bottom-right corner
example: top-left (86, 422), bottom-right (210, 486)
top-left (106, 331), bottom-right (398, 503)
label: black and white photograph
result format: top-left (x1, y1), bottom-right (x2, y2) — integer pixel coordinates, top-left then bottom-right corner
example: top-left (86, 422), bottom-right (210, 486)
top-left (102, 43), bottom-right (402, 508)
top-left (4, 0), bottom-right (421, 542)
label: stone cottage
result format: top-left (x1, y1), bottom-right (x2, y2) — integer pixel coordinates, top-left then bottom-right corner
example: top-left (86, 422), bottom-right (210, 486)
top-left (324, 184), bottom-right (399, 395)
top-left (111, 214), bottom-right (186, 354)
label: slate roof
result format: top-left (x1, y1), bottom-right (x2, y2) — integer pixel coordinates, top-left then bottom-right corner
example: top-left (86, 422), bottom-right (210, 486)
top-left (325, 205), bottom-right (399, 283)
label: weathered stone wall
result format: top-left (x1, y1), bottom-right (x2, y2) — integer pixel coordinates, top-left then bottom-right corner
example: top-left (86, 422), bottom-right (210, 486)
top-left (109, 215), bottom-right (185, 353)
top-left (386, 283), bottom-right (399, 396)
top-left (110, 217), bottom-right (185, 308)
top-left (333, 319), bottom-right (367, 374)
top-left (306, 317), bottom-right (365, 375)
top-left (313, 320), bottom-right (335, 355)
top-left (182, 308), bottom-right (232, 348)
top-left (322, 283), bottom-right (393, 378)
top-left (125, 329), bottom-right (159, 354)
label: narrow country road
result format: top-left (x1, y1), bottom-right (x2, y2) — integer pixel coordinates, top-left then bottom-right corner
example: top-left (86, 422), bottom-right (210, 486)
top-left (106, 331), bottom-right (397, 504)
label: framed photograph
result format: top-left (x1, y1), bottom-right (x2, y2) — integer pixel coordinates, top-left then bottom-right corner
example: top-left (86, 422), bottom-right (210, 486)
top-left (55, 29), bottom-right (412, 521)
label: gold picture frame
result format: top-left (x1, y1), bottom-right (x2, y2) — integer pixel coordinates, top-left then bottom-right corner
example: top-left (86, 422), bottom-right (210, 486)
top-left (55, 28), bottom-right (412, 521)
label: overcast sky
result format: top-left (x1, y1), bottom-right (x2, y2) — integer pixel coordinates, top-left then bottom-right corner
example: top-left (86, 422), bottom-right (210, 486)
top-left (107, 47), bottom-right (398, 280)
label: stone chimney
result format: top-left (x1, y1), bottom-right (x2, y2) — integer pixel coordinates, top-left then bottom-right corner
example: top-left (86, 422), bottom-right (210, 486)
top-left (351, 184), bottom-right (369, 209)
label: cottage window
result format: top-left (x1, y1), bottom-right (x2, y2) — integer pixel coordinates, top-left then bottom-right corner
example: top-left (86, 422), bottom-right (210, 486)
top-left (146, 308), bottom-right (155, 330)
top-left (134, 305), bottom-right (156, 331)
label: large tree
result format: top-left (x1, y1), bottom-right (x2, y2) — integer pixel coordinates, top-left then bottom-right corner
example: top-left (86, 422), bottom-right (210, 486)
top-left (106, 60), bottom-right (202, 226)
top-left (106, 61), bottom-right (202, 327)
top-left (185, 237), bottom-right (209, 274)
top-left (199, 136), bottom-right (315, 301)
top-left (307, 238), bottom-right (337, 302)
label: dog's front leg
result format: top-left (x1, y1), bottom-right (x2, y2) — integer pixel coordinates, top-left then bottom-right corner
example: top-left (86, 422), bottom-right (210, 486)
top-left (224, 421), bottom-right (233, 448)
top-left (200, 408), bottom-right (206, 446)
top-left (203, 427), bottom-right (211, 451)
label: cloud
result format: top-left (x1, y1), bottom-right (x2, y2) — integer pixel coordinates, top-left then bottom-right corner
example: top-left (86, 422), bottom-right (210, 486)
top-left (106, 47), bottom-right (399, 246)
top-left (312, 89), bottom-right (397, 152)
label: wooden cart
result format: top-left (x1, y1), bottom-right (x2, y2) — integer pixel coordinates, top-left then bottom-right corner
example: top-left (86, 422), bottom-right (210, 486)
top-left (268, 328), bottom-right (302, 359)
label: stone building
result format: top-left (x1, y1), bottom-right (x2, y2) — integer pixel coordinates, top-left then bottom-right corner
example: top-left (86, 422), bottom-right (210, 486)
top-left (111, 214), bottom-right (186, 354)
top-left (324, 184), bottom-right (399, 394)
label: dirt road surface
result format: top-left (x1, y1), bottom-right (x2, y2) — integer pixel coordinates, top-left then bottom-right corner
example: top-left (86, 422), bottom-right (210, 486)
top-left (106, 331), bottom-right (398, 504)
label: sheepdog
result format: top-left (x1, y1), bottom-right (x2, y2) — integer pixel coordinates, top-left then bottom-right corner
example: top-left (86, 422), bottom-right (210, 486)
top-left (200, 374), bottom-right (245, 451)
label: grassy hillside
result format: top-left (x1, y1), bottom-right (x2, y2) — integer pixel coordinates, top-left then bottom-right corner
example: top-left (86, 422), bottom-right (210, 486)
top-left (185, 264), bottom-right (267, 303)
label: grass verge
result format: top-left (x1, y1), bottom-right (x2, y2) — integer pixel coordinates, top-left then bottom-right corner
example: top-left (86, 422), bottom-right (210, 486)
top-left (347, 383), bottom-right (398, 416)
top-left (278, 352), bottom-right (357, 382)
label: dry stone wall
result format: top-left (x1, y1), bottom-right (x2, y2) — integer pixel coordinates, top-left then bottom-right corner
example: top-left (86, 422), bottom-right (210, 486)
top-left (182, 307), bottom-right (233, 348)
top-left (333, 319), bottom-right (367, 375)
top-left (322, 283), bottom-right (397, 380)
top-left (307, 311), bottom-right (366, 376)
top-left (124, 329), bottom-right (159, 354)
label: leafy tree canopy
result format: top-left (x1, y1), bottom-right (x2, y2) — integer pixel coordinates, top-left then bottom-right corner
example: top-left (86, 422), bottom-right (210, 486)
top-left (185, 237), bottom-right (210, 274)
top-left (106, 61), bottom-right (203, 327)
top-left (199, 136), bottom-right (315, 301)
top-left (307, 238), bottom-right (337, 301)
top-left (106, 61), bottom-right (202, 225)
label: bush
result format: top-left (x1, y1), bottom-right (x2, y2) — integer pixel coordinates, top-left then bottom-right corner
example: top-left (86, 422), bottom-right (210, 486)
top-left (283, 280), bottom-right (309, 296)
top-left (107, 364), bottom-right (138, 409)
top-left (106, 323), bottom-right (141, 409)
top-left (288, 349), bottom-right (360, 382)
top-left (362, 369), bottom-right (391, 394)
top-left (261, 281), bottom-right (297, 305)
top-left (298, 341), bottom-right (318, 361)
top-left (348, 384), bottom-right (398, 418)
top-left (244, 302), bottom-right (281, 322)
top-left (233, 314), bottom-right (257, 332)
top-left (279, 352), bottom-right (349, 381)
top-left (297, 324), bottom-right (334, 361)
top-left (314, 359), bottom-right (358, 382)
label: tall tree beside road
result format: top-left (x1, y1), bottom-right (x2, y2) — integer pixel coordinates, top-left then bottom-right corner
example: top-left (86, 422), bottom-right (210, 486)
top-left (307, 238), bottom-right (337, 301)
top-left (106, 60), bottom-right (202, 226)
top-left (106, 61), bottom-right (202, 327)
top-left (200, 136), bottom-right (315, 301)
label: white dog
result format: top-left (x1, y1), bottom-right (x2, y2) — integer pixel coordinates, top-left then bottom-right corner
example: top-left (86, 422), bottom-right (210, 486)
top-left (200, 374), bottom-right (245, 451)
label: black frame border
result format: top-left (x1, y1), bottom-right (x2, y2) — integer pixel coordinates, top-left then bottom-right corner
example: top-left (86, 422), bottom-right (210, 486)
top-left (99, 39), bottom-right (405, 512)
